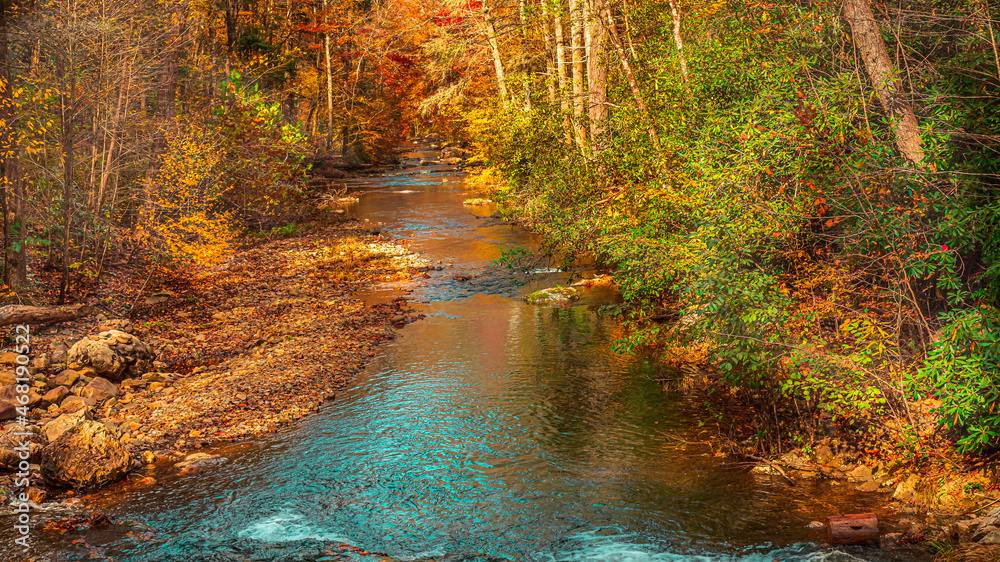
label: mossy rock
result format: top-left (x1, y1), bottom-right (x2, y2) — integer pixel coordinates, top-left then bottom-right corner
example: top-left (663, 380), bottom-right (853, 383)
top-left (524, 286), bottom-right (579, 304)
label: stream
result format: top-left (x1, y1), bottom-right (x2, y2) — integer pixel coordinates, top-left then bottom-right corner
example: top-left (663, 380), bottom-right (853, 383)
top-left (5, 144), bottom-right (928, 561)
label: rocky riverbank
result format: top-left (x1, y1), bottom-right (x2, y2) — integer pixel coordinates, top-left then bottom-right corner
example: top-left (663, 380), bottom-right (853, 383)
top-left (0, 221), bottom-right (429, 505)
top-left (663, 364), bottom-right (1000, 557)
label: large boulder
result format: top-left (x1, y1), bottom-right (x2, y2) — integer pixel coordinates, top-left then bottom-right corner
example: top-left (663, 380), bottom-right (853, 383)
top-left (66, 330), bottom-right (154, 382)
top-left (42, 409), bottom-right (91, 443)
top-left (41, 420), bottom-right (133, 488)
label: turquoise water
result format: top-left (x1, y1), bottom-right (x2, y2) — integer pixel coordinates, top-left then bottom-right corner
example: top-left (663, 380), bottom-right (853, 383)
top-left (5, 147), bottom-right (927, 561)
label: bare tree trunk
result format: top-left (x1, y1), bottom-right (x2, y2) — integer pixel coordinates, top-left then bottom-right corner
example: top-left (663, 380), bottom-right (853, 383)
top-left (144, 25), bottom-right (179, 217)
top-left (0, 304), bottom-right (95, 326)
top-left (553, 4), bottom-right (573, 145)
top-left (98, 59), bottom-right (130, 216)
top-left (323, 0), bottom-right (335, 151)
top-left (482, 2), bottom-right (509, 106)
top-left (841, 0), bottom-right (925, 164)
top-left (519, 0), bottom-right (531, 111)
top-left (569, 0), bottom-right (586, 146)
top-left (666, 0), bottom-right (690, 95)
top-left (59, 55), bottom-right (76, 303)
top-left (543, 7), bottom-right (557, 104)
top-left (587, 0), bottom-right (609, 149)
top-left (605, 10), bottom-right (660, 150)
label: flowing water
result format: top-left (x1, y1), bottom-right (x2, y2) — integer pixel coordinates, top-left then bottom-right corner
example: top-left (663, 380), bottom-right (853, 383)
top-left (3, 145), bottom-right (929, 561)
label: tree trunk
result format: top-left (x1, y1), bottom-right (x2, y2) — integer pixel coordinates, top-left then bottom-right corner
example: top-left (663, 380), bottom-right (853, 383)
top-left (143, 29), bottom-right (179, 218)
top-left (482, 2), bottom-right (509, 106)
top-left (224, 0), bottom-right (241, 54)
top-left (553, 4), bottom-right (573, 144)
top-left (587, 0), bottom-right (609, 149)
top-left (827, 513), bottom-right (879, 546)
top-left (605, 10), bottom-right (660, 150)
top-left (0, 304), bottom-right (95, 326)
top-left (0, 0), bottom-right (27, 289)
top-left (569, 0), bottom-right (586, 146)
top-left (841, 0), bottom-right (925, 164)
top-left (667, 0), bottom-right (691, 95)
top-left (543, 8), bottom-right (557, 104)
top-left (518, 0), bottom-right (531, 111)
top-left (59, 60), bottom-right (75, 304)
top-left (323, 0), bottom-right (335, 151)
top-left (98, 61), bottom-right (129, 216)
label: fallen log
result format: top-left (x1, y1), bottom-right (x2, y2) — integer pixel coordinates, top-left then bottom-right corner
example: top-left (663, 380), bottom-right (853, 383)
top-left (827, 512), bottom-right (879, 546)
top-left (0, 304), bottom-right (95, 327)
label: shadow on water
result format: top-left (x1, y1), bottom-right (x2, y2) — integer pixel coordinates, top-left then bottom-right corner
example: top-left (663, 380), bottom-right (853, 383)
top-left (2, 145), bottom-right (930, 561)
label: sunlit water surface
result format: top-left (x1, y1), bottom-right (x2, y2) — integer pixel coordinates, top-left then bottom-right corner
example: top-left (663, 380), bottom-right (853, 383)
top-left (5, 146), bottom-right (928, 561)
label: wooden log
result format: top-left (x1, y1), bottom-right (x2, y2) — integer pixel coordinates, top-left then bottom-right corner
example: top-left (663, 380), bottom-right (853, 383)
top-left (0, 304), bottom-right (95, 327)
top-left (827, 512), bottom-right (879, 545)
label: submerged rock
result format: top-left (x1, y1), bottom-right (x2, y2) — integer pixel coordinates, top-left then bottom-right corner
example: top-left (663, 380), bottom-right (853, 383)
top-left (41, 420), bottom-right (134, 488)
top-left (524, 286), bottom-right (579, 304)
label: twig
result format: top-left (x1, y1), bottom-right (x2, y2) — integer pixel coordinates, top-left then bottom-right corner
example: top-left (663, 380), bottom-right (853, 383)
top-left (963, 493), bottom-right (1000, 515)
top-left (743, 453), bottom-right (797, 487)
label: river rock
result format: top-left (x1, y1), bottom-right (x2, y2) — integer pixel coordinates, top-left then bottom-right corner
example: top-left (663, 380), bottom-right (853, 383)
top-left (848, 464), bottom-right (874, 482)
top-left (0, 370), bottom-right (15, 386)
top-left (813, 444), bottom-right (834, 464)
top-left (0, 385), bottom-right (40, 420)
top-left (0, 424), bottom-right (43, 469)
top-left (47, 369), bottom-right (81, 389)
top-left (892, 474), bottom-right (921, 502)
top-left (440, 146), bottom-right (468, 159)
top-left (40, 420), bottom-right (134, 488)
top-left (41, 386), bottom-right (71, 408)
top-left (43, 410), bottom-right (92, 443)
top-left (60, 396), bottom-right (96, 414)
top-left (980, 529), bottom-right (1000, 545)
top-left (524, 286), bottom-right (579, 304)
top-left (856, 480), bottom-right (880, 492)
top-left (81, 377), bottom-right (119, 402)
top-left (66, 330), bottom-right (155, 381)
top-left (174, 452), bottom-right (226, 471)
